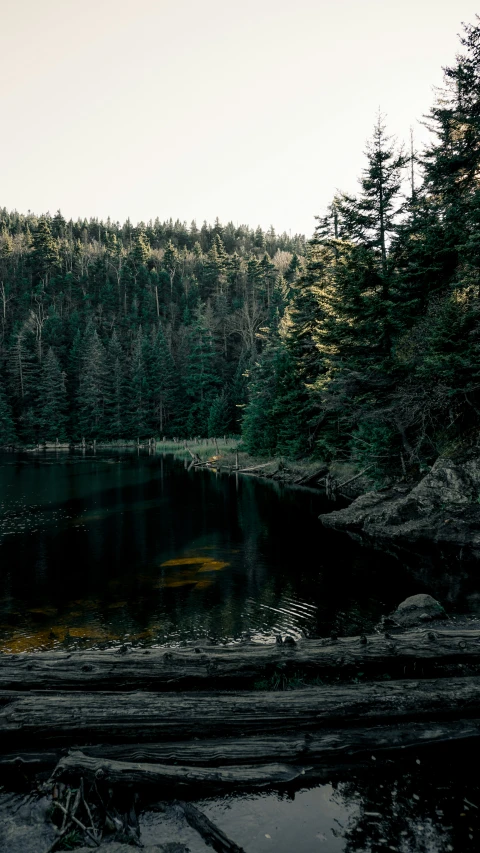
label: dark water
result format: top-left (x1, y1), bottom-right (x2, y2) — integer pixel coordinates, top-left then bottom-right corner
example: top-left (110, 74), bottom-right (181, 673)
top-left (0, 449), bottom-right (465, 653)
top-left (1, 450), bottom-right (480, 852)
top-left (3, 745), bottom-right (480, 852)
top-left (193, 745), bottom-right (480, 853)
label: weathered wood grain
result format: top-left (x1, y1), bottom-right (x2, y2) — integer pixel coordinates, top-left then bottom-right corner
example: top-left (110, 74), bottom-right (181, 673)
top-left (83, 719), bottom-right (480, 765)
top-left (2, 678), bottom-right (480, 747)
top-left (48, 717), bottom-right (480, 789)
top-left (1, 629), bottom-right (480, 691)
top-left (53, 751), bottom-right (308, 787)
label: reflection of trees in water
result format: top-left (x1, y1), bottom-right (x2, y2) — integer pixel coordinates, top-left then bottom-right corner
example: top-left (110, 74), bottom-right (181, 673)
top-left (336, 749), bottom-right (480, 852)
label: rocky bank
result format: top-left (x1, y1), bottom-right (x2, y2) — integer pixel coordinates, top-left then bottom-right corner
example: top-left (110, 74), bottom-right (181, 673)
top-left (320, 452), bottom-right (480, 559)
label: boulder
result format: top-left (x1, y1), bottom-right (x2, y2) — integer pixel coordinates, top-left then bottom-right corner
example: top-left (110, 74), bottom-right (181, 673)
top-left (385, 594), bottom-right (447, 628)
top-left (319, 452), bottom-right (480, 559)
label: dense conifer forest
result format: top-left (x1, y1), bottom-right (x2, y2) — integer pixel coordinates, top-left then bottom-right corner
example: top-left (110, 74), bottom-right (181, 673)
top-left (0, 213), bottom-right (305, 443)
top-left (243, 19), bottom-right (480, 475)
top-left (1, 18), bottom-right (480, 483)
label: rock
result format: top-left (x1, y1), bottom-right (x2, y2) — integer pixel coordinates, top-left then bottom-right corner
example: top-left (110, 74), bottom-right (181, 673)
top-left (387, 594), bottom-right (447, 628)
top-left (0, 794), bottom-right (56, 853)
top-left (319, 452), bottom-right (480, 559)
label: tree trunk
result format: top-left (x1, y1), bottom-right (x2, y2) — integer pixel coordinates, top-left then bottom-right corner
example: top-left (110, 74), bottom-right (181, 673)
top-left (2, 629), bottom-right (480, 691)
top-left (53, 750), bottom-right (305, 788)
top-left (2, 678), bottom-right (480, 747)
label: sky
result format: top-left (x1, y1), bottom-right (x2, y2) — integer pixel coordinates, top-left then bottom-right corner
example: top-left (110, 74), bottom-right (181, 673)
top-left (1, 0), bottom-right (478, 239)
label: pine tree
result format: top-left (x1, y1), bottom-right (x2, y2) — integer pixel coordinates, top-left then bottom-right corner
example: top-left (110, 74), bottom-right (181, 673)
top-left (163, 240), bottom-right (179, 298)
top-left (104, 330), bottom-right (126, 438)
top-left (76, 329), bottom-right (108, 439)
top-left (132, 228), bottom-right (150, 267)
top-left (335, 114), bottom-right (407, 353)
top-left (208, 393), bottom-right (230, 437)
top-left (147, 326), bottom-right (178, 435)
top-left (0, 382), bottom-right (16, 445)
top-left (31, 217), bottom-right (59, 286)
top-left (184, 309), bottom-right (220, 435)
top-left (126, 327), bottom-right (149, 437)
top-left (203, 234), bottom-right (229, 297)
top-left (37, 347), bottom-right (68, 441)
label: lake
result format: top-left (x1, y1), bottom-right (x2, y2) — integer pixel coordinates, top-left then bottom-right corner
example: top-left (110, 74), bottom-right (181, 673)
top-left (0, 448), bottom-right (463, 654)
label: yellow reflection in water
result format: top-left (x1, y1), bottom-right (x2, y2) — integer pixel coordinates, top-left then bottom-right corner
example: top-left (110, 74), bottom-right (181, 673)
top-left (156, 554), bottom-right (230, 589)
top-left (27, 606), bottom-right (58, 617)
top-left (198, 561), bottom-right (229, 572)
top-left (0, 623), bottom-right (121, 654)
top-left (0, 552), bottom-right (234, 653)
top-left (155, 578), bottom-right (199, 589)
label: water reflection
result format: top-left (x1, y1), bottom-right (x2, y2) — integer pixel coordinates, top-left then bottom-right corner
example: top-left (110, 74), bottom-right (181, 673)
top-left (195, 746), bottom-right (480, 852)
top-left (0, 450), bottom-right (448, 652)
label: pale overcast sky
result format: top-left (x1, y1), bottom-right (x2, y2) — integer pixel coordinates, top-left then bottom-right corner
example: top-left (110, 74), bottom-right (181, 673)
top-left (1, 0), bottom-right (478, 238)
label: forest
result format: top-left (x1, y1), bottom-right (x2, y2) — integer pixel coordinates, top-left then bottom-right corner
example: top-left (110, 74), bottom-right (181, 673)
top-left (1, 18), bottom-right (480, 483)
top-left (0, 213), bottom-right (305, 443)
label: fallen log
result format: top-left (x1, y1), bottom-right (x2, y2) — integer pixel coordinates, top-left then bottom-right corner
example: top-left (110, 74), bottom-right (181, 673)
top-left (0, 750), bottom-right (62, 768)
top-left (238, 462), bottom-right (276, 473)
top-left (82, 718), bottom-right (480, 765)
top-left (53, 751), bottom-right (308, 787)
top-left (4, 716), bottom-right (480, 776)
top-left (294, 465), bottom-right (329, 486)
top-left (2, 629), bottom-right (480, 691)
top-left (177, 801), bottom-right (246, 853)
top-left (2, 678), bottom-right (480, 747)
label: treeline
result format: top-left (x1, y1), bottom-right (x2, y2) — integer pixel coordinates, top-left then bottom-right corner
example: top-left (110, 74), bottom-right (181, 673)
top-left (243, 19), bottom-right (480, 476)
top-left (0, 212), bottom-right (305, 443)
top-left (2, 18), bottom-right (479, 472)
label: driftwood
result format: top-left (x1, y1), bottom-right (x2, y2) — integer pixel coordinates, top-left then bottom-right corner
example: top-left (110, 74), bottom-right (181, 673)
top-left (0, 750), bottom-right (62, 767)
top-left (53, 751), bottom-right (307, 787)
top-left (238, 462), bottom-right (276, 473)
top-left (6, 715), bottom-right (480, 778)
top-left (47, 717), bottom-right (480, 787)
top-left (294, 465), bottom-right (329, 486)
top-left (3, 678), bottom-right (480, 748)
top-left (177, 801), bottom-right (246, 853)
top-left (52, 801), bottom-right (100, 847)
top-left (2, 629), bottom-right (480, 691)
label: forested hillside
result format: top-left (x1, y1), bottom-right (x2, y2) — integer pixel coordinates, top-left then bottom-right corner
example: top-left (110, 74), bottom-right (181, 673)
top-left (1, 18), bottom-right (480, 481)
top-left (0, 215), bottom-right (305, 443)
top-left (243, 19), bottom-right (480, 476)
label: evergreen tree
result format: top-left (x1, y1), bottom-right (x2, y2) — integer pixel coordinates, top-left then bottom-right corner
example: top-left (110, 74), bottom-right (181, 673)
top-left (31, 217), bottom-right (59, 286)
top-left (104, 330), bottom-right (126, 438)
top-left (163, 240), bottom-right (179, 298)
top-left (208, 393), bottom-right (230, 437)
top-left (76, 329), bottom-right (108, 439)
top-left (334, 114), bottom-right (407, 353)
top-left (148, 326), bottom-right (178, 435)
top-left (0, 382), bottom-right (16, 445)
top-left (126, 327), bottom-right (149, 437)
top-left (184, 309), bottom-right (220, 435)
top-left (203, 234), bottom-right (229, 296)
top-left (37, 347), bottom-right (68, 441)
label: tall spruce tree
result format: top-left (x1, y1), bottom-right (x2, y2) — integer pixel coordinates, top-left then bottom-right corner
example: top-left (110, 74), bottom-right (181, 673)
top-left (104, 330), bottom-right (126, 438)
top-left (0, 382), bottom-right (16, 445)
top-left (76, 329), bottom-right (108, 439)
top-left (147, 326), bottom-right (178, 435)
top-left (31, 218), bottom-right (59, 287)
top-left (126, 327), bottom-right (149, 437)
top-left (37, 347), bottom-right (68, 441)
